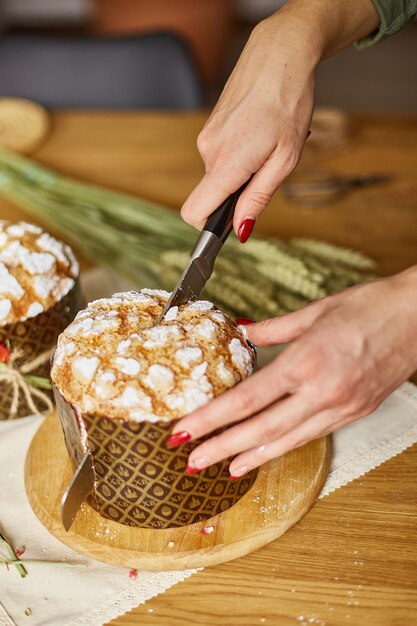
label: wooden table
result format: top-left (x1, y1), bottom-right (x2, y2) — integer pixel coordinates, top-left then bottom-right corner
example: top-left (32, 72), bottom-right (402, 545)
top-left (1, 112), bottom-right (416, 626)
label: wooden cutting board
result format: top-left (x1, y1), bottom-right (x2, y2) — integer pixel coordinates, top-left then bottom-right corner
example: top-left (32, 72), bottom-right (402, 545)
top-left (25, 411), bottom-right (330, 570)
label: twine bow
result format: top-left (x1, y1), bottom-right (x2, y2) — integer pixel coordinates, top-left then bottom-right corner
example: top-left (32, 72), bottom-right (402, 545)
top-left (0, 343), bottom-right (54, 418)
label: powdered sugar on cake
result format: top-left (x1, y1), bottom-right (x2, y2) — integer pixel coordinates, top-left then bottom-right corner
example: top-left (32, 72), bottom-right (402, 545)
top-left (175, 347), bottom-right (203, 368)
top-left (163, 305), bottom-right (178, 321)
top-left (0, 263), bottom-right (25, 299)
top-left (142, 324), bottom-right (181, 348)
top-left (72, 356), bottom-right (99, 385)
top-left (143, 364), bottom-right (175, 393)
top-left (26, 302), bottom-right (44, 318)
top-left (0, 221), bottom-right (79, 326)
top-left (115, 357), bottom-right (141, 375)
top-left (0, 298), bottom-right (12, 321)
top-left (229, 338), bottom-right (253, 376)
top-left (51, 289), bottom-right (255, 423)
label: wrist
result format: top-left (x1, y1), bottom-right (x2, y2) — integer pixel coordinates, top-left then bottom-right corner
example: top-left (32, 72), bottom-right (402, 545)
top-left (389, 266), bottom-right (417, 365)
top-left (254, 7), bottom-right (323, 72)
top-left (393, 265), bottom-right (417, 301)
top-left (268, 0), bottom-right (380, 60)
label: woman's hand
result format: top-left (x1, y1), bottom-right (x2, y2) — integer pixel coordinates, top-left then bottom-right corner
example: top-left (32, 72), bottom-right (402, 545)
top-left (181, 9), bottom-right (317, 240)
top-left (168, 268), bottom-right (417, 477)
top-left (180, 0), bottom-right (379, 240)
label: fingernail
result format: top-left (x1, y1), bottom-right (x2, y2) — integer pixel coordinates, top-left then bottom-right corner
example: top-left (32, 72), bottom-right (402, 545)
top-left (229, 466), bottom-right (251, 480)
top-left (238, 218), bottom-right (255, 244)
top-left (236, 318), bottom-right (254, 325)
top-left (166, 431), bottom-right (191, 448)
top-left (185, 456), bottom-right (211, 474)
top-left (185, 464), bottom-right (201, 475)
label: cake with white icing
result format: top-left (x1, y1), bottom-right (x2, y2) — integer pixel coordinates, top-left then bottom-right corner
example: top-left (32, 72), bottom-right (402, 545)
top-left (51, 289), bottom-right (255, 423)
top-left (51, 289), bottom-right (257, 529)
top-left (0, 221), bottom-right (82, 420)
top-left (0, 220), bottom-right (79, 326)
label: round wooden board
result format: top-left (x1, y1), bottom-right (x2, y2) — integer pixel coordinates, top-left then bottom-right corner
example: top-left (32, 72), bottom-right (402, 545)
top-left (25, 411), bottom-right (330, 571)
top-left (0, 98), bottom-right (49, 154)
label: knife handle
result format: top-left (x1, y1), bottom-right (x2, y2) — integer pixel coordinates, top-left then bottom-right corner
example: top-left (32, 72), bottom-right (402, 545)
top-left (203, 178), bottom-right (252, 243)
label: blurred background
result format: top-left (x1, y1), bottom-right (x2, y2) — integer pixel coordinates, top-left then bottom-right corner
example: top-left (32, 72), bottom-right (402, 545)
top-left (0, 0), bottom-right (416, 111)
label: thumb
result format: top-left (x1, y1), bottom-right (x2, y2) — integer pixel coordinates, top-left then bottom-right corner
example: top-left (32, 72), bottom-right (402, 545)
top-left (181, 169), bottom-right (250, 231)
top-left (245, 301), bottom-right (325, 347)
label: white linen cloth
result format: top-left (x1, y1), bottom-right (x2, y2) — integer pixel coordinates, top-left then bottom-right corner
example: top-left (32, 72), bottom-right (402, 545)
top-left (1, 268), bottom-right (416, 626)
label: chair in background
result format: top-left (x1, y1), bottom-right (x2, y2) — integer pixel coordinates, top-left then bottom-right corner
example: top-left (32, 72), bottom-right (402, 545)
top-left (0, 32), bottom-right (203, 108)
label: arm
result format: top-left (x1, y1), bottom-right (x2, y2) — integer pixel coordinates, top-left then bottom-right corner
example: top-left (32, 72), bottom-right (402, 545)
top-left (180, 0), bottom-right (380, 238)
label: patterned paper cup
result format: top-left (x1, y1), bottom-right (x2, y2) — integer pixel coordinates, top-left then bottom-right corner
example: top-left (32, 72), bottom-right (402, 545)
top-left (54, 386), bottom-right (257, 529)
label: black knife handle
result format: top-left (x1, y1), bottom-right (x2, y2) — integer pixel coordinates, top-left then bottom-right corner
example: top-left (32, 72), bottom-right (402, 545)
top-left (203, 178), bottom-right (252, 243)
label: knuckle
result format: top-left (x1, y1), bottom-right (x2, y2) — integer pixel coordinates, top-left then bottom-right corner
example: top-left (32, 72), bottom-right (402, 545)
top-left (349, 395), bottom-right (380, 417)
top-left (280, 149), bottom-right (300, 175)
top-left (327, 377), bottom-right (353, 405)
top-left (286, 432), bottom-right (304, 450)
top-left (180, 204), bottom-right (191, 220)
top-left (247, 189), bottom-right (273, 212)
top-left (196, 130), bottom-right (211, 156)
top-left (180, 204), bottom-right (200, 228)
top-left (235, 385), bottom-right (258, 416)
top-left (195, 413), bottom-right (216, 436)
top-left (207, 434), bottom-right (232, 460)
top-left (290, 441), bottom-right (305, 452)
top-left (251, 318), bottom-right (273, 336)
top-left (248, 317), bottom-right (280, 342)
top-left (260, 419), bottom-right (282, 443)
top-left (299, 346), bottom-right (326, 377)
top-left (206, 152), bottom-right (230, 175)
top-left (251, 18), bottom-right (269, 38)
top-left (260, 426), bottom-right (275, 444)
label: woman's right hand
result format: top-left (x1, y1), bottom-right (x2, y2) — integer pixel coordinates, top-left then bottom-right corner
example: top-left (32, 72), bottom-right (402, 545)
top-left (181, 8), bottom-right (317, 240)
top-left (180, 0), bottom-right (380, 241)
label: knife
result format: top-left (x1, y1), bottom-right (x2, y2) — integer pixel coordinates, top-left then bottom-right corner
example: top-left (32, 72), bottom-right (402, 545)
top-left (158, 178), bottom-right (251, 322)
top-left (61, 451), bottom-right (95, 531)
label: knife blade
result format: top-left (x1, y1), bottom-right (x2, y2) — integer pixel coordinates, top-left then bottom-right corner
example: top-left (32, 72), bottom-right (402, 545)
top-left (158, 178), bottom-right (251, 322)
top-left (61, 451), bottom-right (95, 531)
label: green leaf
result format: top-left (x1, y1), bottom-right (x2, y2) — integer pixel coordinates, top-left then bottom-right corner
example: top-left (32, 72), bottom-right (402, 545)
top-left (24, 375), bottom-right (52, 390)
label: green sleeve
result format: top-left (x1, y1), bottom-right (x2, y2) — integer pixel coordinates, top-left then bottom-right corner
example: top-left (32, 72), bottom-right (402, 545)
top-left (356, 0), bottom-right (417, 48)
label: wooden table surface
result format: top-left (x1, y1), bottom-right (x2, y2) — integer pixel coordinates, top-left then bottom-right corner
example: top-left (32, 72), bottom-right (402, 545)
top-left (1, 111), bottom-right (416, 626)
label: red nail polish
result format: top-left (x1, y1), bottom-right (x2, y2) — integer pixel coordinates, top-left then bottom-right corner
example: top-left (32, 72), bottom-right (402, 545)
top-left (185, 464), bottom-right (201, 475)
top-left (229, 475), bottom-right (240, 481)
top-left (166, 431), bottom-right (191, 448)
top-left (238, 218), bottom-right (255, 244)
top-left (236, 318), bottom-right (254, 325)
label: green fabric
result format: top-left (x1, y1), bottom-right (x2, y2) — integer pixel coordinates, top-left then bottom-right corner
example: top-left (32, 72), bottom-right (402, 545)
top-left (356, 0), bottom-right (417, 48)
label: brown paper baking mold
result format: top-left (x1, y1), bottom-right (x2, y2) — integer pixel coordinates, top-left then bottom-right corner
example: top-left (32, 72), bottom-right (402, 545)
top-left (0, 280), bottom-right (83, 419)
top-left (54, 386), bottom-right (257, 529)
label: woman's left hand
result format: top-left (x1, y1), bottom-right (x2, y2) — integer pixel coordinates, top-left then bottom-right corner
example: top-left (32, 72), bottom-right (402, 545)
top-left (168, 268), bottom-right (417, 477)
